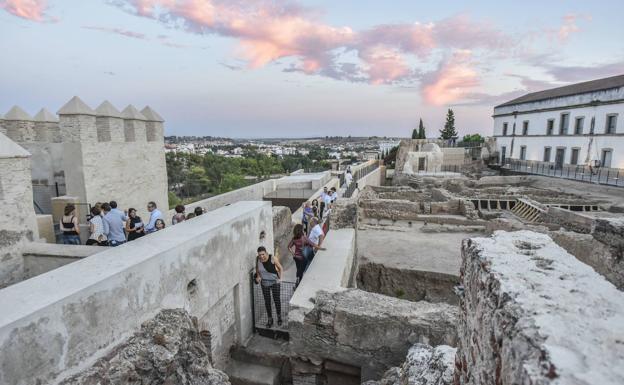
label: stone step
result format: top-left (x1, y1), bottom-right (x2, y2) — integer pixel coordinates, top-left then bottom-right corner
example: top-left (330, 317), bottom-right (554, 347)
top-left (225, 359), bottom-right (281, 385)
top-left (230, 334), bottom-right (290, 368)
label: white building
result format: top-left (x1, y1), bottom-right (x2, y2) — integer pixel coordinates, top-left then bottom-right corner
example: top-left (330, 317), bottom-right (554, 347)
top-left (494, 75), bottom-right (624, 169)
top-left (379, 139), bottom-right (401, 156)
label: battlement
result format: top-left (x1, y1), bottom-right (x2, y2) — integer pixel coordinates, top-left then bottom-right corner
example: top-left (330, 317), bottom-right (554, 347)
top-left (0, 96), bottom-right (165, 145)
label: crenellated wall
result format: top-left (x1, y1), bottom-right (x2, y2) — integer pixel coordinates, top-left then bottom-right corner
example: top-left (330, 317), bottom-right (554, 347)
top-left (3, 97), bottom-right (168, 219)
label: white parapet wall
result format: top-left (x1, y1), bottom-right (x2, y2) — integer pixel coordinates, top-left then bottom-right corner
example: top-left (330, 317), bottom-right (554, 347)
top-left (169, 179), bottom-right (276, 221)
top-left (457, 230), bottom-right (624, 385)
top-left (289, 228), bottom-right (356, 315)
top-left (0, 201), bottom-right (273, 385)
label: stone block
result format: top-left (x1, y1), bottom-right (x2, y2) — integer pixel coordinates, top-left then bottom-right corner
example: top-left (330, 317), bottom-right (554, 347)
top-left (289, 289), bottom-right (458, 382)
top-left (456, 230), bottom-right (624, 385)
top-left (36, 215), bottom-right (55, 243)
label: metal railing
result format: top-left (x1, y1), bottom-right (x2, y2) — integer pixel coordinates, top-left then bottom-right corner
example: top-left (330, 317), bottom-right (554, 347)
top-left (251, 270), bottom-right (295, 339)
top-left (343, 162), bottom-right (380, 198)
top-left (504, 159), bottom-right (624, 187)
top-left (409, 164), bottom-right (465, 174)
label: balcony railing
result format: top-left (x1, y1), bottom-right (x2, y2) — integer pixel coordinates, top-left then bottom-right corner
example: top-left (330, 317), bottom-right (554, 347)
top-left (343, 162), bottom-right (380, 198)
top-left (503, 159), bottom-right (623, 187)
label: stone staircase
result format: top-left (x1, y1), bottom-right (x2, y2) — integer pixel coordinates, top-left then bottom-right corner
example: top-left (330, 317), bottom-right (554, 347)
top-left (224, 335), bottom-right (291, 385)
top-left (511, 198), bottom-right (545, 223)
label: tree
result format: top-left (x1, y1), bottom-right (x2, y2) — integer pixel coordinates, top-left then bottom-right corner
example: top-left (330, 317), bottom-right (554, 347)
top-left (439, 109), bottom-right (458, 140)
top-left (418, 118), bottom-right (426, 139)
top-left (462, 133), bottom-right (483, 143)
top-left (411, 128), bottom-right (418, 139)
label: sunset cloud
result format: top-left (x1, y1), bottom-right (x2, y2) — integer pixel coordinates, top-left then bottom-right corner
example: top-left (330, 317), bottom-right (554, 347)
top-left (114, 0), bottom-right (514, 87)
top-left (0, 0), bottom-right (48, 21)
top-left (421, 50), bottom-right (480, 105)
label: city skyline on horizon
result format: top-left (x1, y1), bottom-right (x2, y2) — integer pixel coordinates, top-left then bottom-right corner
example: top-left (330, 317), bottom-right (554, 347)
top-left (1, 0), bottom-right (623, 138)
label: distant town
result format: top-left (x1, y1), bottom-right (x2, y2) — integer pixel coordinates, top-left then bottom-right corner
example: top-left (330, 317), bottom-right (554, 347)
top-left (164, 135), bottom-right (402, 160)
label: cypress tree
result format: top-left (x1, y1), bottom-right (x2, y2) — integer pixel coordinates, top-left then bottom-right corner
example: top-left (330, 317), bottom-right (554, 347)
top-left (440, 109), bottom-right (458, 139)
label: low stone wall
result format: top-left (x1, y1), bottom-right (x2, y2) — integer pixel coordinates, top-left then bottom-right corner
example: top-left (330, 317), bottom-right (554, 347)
top-left (329, 198), bottom-right (357, 230)
top-left (359, 199), bottom-right (422, 221)
top-left (456, 230), bottom-right (624, 385)
top-left (0, 201), bottom-right (273, 385)
top-left (594, 217), bottom-right (624, 258)
top-left (290, 289), bottom-right (459, 382)
top-left (22, 243), bottom-right (102, 280)
top-left (550, 230), bottom-right (624, 290)
top-left (357, 262), bottom-right (459, 304)
top-left (544, 206), bottom-right (595, 233)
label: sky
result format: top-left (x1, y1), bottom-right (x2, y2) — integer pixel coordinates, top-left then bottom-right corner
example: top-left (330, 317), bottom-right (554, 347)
top-left (1, 0), bottom-right (623, 138)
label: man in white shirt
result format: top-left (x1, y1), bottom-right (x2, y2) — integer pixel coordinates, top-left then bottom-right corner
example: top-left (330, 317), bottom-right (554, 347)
top-left (145, 201), bottom-right (163, 233)
top-left (344, 170), bottom-right (353, 187)
top-left (308, 217), bottom-right (325, 259)
top-left (322, 188), bottom-right (332, 218)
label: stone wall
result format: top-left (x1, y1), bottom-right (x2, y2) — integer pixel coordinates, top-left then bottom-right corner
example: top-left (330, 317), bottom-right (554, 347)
top-left (290, 289), bottom-right (459, 382)
top-left (543, 206), bottom-right (595, 233)
top-left (59, 309), bottom-right (230, 385)
top-left (21, 243), bottom-right (101, 280)
top-left (456, 230), bottom-right (624, 385)
top-left (359, 199), bottom-right (422, 221)
top-left (356, 262), bottom-right (459, 304)
top-left (363, 343), bottom-right (456, 385)
top-left (0, 201), bottom-right (273, 385)
top-left (549, 230), bottom-right (624, 289)
top-left (273, 205), bottom-right (293, 264)
top-left (0, 133), bottom-right (39, 288)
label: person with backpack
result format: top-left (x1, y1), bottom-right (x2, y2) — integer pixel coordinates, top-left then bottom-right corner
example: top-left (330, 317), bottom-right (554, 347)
top-left (86, 206), bottom-right (107, 246)
top-left (254, 246), bottom-right (283, 328)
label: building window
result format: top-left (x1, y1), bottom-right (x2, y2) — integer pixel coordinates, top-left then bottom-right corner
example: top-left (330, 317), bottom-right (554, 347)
top-left (606, 114), bottom-right (617, 134)
top-left (547, 119), bottom-right (554, 135)
top-left (502, 122), bottom-right (508, 136)
top-left (522, 121), bottom-right (529, 135)
top-left (543, 147), bottom-right (552, 162)
top-left (520, 146), bottom-right (527, 160)
top-left (501, 146), bottom-right (507, 164)
top-left (574, 117), bottom-right (584, 135)
top-left (601, 149), bottom-right (613, 168)
top-left (570, 148), bottom-right (580, 165)
top-left (559, 113), bottom-right (569, 135)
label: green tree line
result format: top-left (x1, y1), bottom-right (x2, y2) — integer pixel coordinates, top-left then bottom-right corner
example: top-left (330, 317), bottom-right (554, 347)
top-left (166, 151), bottom-right (331, 205)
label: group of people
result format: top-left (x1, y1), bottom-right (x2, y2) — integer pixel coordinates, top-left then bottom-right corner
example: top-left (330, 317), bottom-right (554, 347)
top-left (60, 201), bottom-right (206, 246)
top-left (253, 187), bottom-right (337, 328)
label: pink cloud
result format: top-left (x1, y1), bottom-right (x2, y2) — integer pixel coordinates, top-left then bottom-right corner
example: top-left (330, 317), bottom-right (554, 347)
top-left (558, 14), bottom-right (580, 41)
top-left (358, 45), bottom-right (412, 84)
top-left (421, 50), bottom-right (480, 105)
top-left (117, 1), bottom-right (513, 86)
top-left (0, 0), bottom-right (48, 21)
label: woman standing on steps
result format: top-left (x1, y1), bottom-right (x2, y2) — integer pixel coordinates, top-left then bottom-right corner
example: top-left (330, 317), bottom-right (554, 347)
top-left (255, 246), bottom-right (283, 328)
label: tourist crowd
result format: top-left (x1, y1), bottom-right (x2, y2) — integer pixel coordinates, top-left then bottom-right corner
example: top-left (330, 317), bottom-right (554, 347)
top-left (59, 201), bottom-right (204, 246)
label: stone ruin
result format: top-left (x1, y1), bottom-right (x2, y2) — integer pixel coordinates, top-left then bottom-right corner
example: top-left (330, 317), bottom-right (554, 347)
top-left (1, 150), bottom-right (624, 385)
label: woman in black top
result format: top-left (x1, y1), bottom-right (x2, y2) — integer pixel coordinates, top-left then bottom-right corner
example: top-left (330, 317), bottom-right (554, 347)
top-left (125, 208), bottom-right (144, 241)
top-left (60, 204), bottom-right (80, 245)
